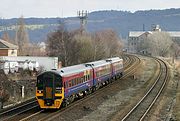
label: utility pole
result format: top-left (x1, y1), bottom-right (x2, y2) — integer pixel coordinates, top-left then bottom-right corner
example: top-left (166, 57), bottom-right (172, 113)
top-left (77, 10), bottom-right (88, 34)
top-left (143, 24), bottom-right (145, 31)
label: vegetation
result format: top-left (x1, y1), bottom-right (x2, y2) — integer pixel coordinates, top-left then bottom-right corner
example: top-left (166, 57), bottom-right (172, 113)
top-left (15, 16), bottom-right (30, 55)
top-left (146, 32), bottom-right (173, 57)
top-left (46, 23), bottom-right (123, 66)
top-left (136, 31), bottom-right (180, 57)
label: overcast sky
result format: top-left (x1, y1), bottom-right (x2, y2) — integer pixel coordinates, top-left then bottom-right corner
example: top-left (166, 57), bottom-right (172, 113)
top-left (1, 0), bottom-right (180, 18)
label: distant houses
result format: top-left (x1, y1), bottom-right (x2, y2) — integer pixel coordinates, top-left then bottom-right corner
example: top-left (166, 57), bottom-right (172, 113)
top-left (0, 39), bottom-right (18, 56)
top-left (128, 25), bottom-right (180, 53)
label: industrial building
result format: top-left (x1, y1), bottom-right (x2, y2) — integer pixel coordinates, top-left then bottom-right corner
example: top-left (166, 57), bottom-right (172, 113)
top-left (128, 25), bottom-right (180, 53)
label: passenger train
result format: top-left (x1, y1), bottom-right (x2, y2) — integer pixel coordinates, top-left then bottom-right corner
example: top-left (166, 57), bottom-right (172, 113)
top-left (36, 57), bottom-right (123, 109)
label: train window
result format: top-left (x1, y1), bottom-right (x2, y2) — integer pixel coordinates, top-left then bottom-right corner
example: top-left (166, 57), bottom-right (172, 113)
top-left (86, 75), bottom-right (88, 81)
top-left (37, 78), bottom-right (43, 90)
top-left (74, 78), bottom-right (77, 85)
top-left (96, 72), bottom-right (99, 77)
top-left (83, 76), bottom-right (86, 82)
top-left (81, 77), bottom-right (84, 83)
top-left (72, 80), bottom-right (75, 86)
top-left (43, 74), bottom-right (53, 87)
top-left (69, 81), bottom-right (72, 87)
top-left (85, 75), bottom-right (87, 81)
top-left (89, 72), bottom-right (92, 79)
top-left (71, 80), bottom-right (73, 86)
top-left (87, 75), bottom-right (90, 80)
top-left (77, 78), bottom-right (80, 84)
top-left (66, 81), bottom-right (68, 88)
top-left (55, 75), bottom-right (62, 87)
top-left (76, 78), bottom-right (79, 84)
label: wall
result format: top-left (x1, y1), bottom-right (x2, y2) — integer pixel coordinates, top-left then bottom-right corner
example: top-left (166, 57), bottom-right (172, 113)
top-left (8, 49), bottom-right (17, 56)
top-left (0, 49), bottom-right (8, 56)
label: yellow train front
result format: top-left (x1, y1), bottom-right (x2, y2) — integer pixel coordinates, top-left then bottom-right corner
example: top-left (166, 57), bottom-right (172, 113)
top-left (36, 71), bottom-right (64, 109)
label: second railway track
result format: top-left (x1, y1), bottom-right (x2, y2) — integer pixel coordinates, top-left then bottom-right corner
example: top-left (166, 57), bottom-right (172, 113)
top-left (121, 57), bottom-right (169, 121)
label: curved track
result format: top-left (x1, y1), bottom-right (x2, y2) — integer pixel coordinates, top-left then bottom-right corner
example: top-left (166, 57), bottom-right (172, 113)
top-left (121, 57), bottom-right (169, 121)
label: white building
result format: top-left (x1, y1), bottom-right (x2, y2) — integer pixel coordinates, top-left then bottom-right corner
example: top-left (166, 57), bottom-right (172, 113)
top-left (128, 25), bottom-right (180, 53)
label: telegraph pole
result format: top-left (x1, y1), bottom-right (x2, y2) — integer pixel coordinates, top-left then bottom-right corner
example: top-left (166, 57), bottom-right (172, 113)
top-left (77, 10), bottom-right (88, 34)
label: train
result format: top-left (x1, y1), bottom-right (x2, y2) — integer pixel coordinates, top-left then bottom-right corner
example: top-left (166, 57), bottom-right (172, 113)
top-left (36, 57), bottom-right (123, 109)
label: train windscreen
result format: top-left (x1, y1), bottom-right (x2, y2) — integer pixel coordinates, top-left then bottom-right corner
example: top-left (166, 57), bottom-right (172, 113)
top-left (37, 72), bottom-right (62, 99)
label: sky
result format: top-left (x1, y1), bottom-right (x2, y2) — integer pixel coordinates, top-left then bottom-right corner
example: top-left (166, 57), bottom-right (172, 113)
top-left (0, 0), bottom-right (180, 18)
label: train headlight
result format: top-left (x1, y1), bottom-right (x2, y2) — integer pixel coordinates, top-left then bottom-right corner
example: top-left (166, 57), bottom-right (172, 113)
top-left (38, 90), bottom-right (43, 93)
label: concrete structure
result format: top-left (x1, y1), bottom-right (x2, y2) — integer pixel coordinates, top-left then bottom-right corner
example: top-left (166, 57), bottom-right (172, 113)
top-left (0, 39), bottom-right (18, 56)
top-left (128, 25), bottom-right (180, 53)
top-left (0, 56), bottom-right (58, 71)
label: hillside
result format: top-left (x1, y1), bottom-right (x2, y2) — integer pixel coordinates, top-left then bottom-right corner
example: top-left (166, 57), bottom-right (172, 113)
top-left (0, 8), bottom-right (180, 42)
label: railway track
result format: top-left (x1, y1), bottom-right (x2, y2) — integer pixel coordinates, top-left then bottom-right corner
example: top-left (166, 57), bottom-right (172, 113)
top-left (0, 54), bottom-right (140, 121)
top-left (19, 55), bottom-right (141, 121)
top-left (121, 57), bottom-right (169, 121)
top-left (0, 98), bottom-right (39, 121)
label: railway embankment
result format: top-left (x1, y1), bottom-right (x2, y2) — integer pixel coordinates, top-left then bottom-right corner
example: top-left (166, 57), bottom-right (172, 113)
top-left (0, 71), bottom-right (36, 109)
top-left (171, 59), bottom-right (180, 121)
top-left (146, 58), bottom-right (180, 121)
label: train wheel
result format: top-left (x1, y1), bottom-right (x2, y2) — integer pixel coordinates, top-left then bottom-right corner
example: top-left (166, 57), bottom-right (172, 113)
top-left (92, 87), bottom-right (96, 93)
top-left (62, 100), bottom-right (69, 107)
top-left (87, 88), bottom-right (92, 94)
top-left (69, 95), bottom-right (75, 103)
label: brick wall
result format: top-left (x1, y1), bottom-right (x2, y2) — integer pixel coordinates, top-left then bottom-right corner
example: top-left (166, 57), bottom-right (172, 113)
top-left (0, 49), bottom-right (8, 56)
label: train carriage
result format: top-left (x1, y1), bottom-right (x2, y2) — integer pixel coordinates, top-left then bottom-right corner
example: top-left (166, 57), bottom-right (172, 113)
top-left (106, 57), bottom-right (124, 79)
top-left (36, 64), bottom-right (94, 108)
top-left (85, 60), bottom-right (112, 88)
top-left (61, 64), bottom-right (94, 105)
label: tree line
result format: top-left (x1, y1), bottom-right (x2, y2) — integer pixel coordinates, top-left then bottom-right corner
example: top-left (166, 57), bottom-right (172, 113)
top-left (46, 23), bottom-right (123, 67)
top-left (137, 31), bottom-right (180, 58)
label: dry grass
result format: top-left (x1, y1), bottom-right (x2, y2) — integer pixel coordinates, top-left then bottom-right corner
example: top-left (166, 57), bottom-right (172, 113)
top-left (171, 59), bottom-right (180, 120)
top-left (77, 57), bottom-right (157, 121)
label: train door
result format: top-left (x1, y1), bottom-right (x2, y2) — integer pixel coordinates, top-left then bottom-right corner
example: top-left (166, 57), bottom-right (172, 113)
top-left (43, 73), bottom-right (55, 106)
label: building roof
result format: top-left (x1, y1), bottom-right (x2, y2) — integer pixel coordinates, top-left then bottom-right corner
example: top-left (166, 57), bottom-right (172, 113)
top-left (129, 31), bottom-right (153, 37)
top-left (129, 31), bottom-right (180, 38)
top-left (167, 31), bottom-right (180, 37)
top-left (129, 31), bottom-right (145, 37)
top-left (0, 39), bottom-right (18, 49)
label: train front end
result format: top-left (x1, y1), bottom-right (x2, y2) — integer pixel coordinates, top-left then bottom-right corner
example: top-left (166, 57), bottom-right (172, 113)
top-left (36, 71), bottom-right (64, 109)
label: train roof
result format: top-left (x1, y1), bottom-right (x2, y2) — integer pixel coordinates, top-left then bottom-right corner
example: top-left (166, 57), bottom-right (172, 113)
top-left (57, 64), bottom-right (92, 76)
top-left (106, 57), bottom-right (123, 63)
top-left (38, 64), bottom-right (91, 77)
top-left (38, 57), bottom-right (122, 77)
top-left (85, 59), bottom-right (109, 68)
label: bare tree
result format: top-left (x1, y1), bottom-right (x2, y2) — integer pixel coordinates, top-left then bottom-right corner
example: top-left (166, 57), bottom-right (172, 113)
top-left (146, 32), bottom-right (173, 57)
top-left (170, 43), bottom-right (180, 63)
top-left (0, 71), bottom-right (10, 109)
top-left (73, 33), bottom-right (94, 63)
top-left (94, 29), bottom-right (123, 58)
top-left (2, 32), bottom-right (10, 42)
top-left (46, 23), bottom-right (79, 66)
top-left (28, 43), bottom-right (46, 56)
top-left (15, 16), bottom-right (30, 55)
